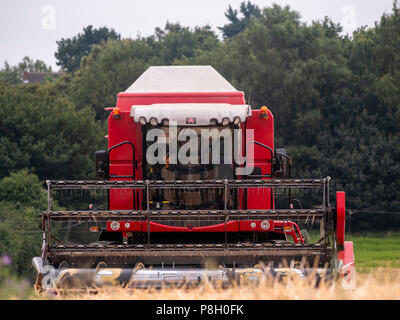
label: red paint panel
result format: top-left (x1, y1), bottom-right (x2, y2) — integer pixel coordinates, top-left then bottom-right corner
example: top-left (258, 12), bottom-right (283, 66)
top-left (108, 92), bottom-right (245, 210)
top-left (108, 111), bottom-right (142, 210)
top-left (105, 220), bottom-right (303, 244)
top-left (246, 109), bottom-right (274, 166)
top-left (245, 109), bottom-right (274, 209)
top-left (338, 241), bottom-right (356, 286)
top-left (343, 241), bottom-right (354, 267)
top-left (108, 111), bottom-right (142, 163)
top-left (107, 220), bottom-right (275, 233)
top-left (336, 191), bottom-right (346, 248)
top-left (116, 92), bottom-right (246, 113)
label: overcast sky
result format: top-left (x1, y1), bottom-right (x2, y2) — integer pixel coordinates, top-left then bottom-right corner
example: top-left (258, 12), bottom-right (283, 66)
top-left (0, 0), bottom-right (395, 70)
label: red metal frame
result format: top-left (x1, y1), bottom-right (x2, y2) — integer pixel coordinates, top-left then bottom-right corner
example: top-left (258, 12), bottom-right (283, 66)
top-left (115, 92), bottom-right (246, 112)
top-left (245, 109), bottom-right (274, 209)
top-left (336, 191), bottom-right (345, 250)
top-left (336, 192), bottom-right (355, 283)
top-left (106, 220), bottom-right (304, 244)
top-left (104, 90), bottom-right (301, 241)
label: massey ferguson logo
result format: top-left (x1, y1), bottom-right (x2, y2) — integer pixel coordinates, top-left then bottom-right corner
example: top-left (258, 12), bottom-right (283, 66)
top-left (186, 117), bottom-right (196, 124)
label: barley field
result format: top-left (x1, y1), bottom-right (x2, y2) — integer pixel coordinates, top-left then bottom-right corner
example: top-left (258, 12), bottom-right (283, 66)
top-left (2, 232), bottom-right (400, 300)
top-left (41, 268), bottom-right (399, 300)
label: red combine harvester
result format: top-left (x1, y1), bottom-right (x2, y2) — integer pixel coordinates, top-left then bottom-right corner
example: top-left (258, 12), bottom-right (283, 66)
top-left (33, 66), bottom-right (355, 290)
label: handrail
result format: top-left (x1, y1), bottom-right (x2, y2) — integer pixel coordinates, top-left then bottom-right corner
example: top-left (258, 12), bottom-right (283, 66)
top-left (106, 141), bottom-right (136, 180)
top-left (244, 141), bottom-right (274, 177)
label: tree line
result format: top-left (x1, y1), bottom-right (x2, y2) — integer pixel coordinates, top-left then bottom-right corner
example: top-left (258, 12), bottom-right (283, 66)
top-left (1, 1), bottom-right (400, 277)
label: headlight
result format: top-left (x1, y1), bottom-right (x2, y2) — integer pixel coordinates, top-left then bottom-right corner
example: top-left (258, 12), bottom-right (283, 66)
top-left (139, 117), bottom-right (146, 125)
top-left (233, 117), bottom-right (240, 125)
top-left (150, 118), bottom-right (158, 126)
top-left (110, 221), bottom-right (120, 231)
top-left (222, 118), bottom-right (230, 126)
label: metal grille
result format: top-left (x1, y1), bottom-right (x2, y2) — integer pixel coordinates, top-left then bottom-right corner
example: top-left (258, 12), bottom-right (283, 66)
top-left (42, 177), bottom-right (334, 267)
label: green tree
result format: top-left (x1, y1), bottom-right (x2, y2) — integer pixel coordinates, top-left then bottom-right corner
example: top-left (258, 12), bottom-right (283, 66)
top-left (0, 79), bottom-right (104, 180)
top-left (69, 23), bottom-right (219, 120)
top-left (0, 169), bottom-right (47, 208)
top-left (0, 170), bottom-right (47, 277)
top-left (55, 25), bottom-right (121, 72)
top-left (340, 0), bottom-right (400, 216)
top-left (193, 3), bottom-right (398, 218)
top-left (151, 23), bottom-right (219, 65)
top-left (0, 56), bottom-right (52, 86)
top-left (70, 38), bottom-right (158, 120)
top-left (1, 1), bottom-right (400, 240)
top-left (219, 1), bottom-right (261, 38)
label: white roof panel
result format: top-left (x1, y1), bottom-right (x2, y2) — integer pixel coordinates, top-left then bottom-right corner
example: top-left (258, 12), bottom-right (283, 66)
top-left (125, 66), bottom-right (237, 93)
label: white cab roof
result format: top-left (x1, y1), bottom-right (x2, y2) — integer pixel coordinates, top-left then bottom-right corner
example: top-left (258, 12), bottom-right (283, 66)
top-left (125, 66), bottom-right (237, 93)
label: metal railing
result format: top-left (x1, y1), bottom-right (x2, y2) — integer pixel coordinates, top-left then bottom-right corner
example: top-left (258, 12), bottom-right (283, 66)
top-left (42, 177), bottom-right (332, 261)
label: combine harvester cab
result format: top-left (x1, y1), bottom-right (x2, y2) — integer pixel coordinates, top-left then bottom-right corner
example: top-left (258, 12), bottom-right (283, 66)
top-left (33, 66), bottom-right (355, 291)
